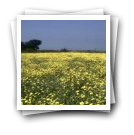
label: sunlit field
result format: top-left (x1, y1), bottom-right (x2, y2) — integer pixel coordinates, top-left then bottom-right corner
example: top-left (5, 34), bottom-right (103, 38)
top-left (21, 53), bottom-right (106, 105)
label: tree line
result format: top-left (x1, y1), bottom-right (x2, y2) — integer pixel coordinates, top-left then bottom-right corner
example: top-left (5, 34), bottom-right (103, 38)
top-left (21, 39), bottom-right (106, 53)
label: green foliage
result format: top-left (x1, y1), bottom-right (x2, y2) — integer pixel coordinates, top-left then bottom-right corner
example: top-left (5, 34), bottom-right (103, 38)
top-left (60, 48), bottom-right (69, 52)
top-left (21, 39), bottom-right (42, 52)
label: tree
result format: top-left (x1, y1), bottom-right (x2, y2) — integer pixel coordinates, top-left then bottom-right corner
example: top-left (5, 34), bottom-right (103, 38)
top-left (27, 39), bottom-right (42, 51)
top-left (21, 39), bottom-right (42, 52)
top-left (21, 42), bottom-right (26, 51)
top-left (60, 48), bottom-right (68, 52)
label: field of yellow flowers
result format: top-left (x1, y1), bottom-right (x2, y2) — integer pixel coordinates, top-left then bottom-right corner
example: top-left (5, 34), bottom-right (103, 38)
top-left (21, 53), bottom-right (106, 105)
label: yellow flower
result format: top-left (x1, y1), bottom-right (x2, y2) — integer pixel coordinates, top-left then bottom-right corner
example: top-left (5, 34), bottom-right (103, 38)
top-left (55, 102), bottom-right (59, 105)
top-left (80, 102), bottom-right (84, 105)
top-left (21, 52), bottom-right (106, 105)
top-left (85, 101), bottom-right (89, 104)
top-left (81, 94), bottom-right (85, 98)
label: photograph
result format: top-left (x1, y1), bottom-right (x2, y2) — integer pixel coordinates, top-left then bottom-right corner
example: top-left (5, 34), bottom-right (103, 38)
top-left (17, 15), bottom-right (110, 110)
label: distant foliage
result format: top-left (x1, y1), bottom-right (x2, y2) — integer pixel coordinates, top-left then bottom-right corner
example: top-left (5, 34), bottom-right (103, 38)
top-left (60, 48), bottom-right (69, 52)
top-left (21, 39), bottom-right (42, 52)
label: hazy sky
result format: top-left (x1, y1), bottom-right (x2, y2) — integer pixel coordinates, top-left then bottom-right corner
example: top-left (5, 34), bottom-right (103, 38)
top-left (21, 20), bottom-right (106, 50)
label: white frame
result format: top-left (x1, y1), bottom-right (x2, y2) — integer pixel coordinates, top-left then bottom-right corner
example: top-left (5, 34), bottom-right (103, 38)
top-left (17, 15), bottom-right (110, 110)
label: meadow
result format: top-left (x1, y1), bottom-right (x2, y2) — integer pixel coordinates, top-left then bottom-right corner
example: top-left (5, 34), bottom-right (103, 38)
top-left (21, 53), bottom-right (106, 105)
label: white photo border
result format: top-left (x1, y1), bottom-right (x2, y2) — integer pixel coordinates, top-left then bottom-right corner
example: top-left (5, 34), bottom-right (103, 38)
top-left (17, 15), bottom-right (110, 110)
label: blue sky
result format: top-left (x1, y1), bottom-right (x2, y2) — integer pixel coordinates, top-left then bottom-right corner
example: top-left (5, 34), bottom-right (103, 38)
top-left (21, 20), bottom-right (106, 50)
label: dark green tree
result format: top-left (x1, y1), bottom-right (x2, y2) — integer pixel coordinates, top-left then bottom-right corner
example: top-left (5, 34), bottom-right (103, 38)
top-left (60, 48), bottom-right (68, 52)
top-left (21, 39), bottom-right (42, 52)
top-left (27, 39), bottom-right (42, 51)
top-left (21, 42), bottom-right (26, 52)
